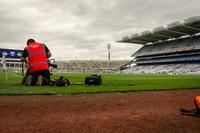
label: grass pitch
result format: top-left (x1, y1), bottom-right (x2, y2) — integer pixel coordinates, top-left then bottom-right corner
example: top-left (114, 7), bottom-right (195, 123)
top-left (0, 72), bottom-right (200, 95)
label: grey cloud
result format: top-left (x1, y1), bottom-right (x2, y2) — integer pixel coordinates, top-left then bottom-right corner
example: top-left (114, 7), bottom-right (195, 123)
top-left (0, 0), bottom-right (200, 60)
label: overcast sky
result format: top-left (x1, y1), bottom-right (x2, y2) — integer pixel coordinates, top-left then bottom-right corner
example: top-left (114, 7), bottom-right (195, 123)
top-left (0, 0), bottom-right (200, 60)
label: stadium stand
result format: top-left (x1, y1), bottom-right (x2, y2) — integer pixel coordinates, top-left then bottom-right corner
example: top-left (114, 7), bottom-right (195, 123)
top-left (57, 60), bottom-right (130, 73)
top-left (0, 48), bottom-right (129, 74)
top-left (119, 16), bottom-right (200, 74)
top-left (0, 48), bottom-right (23, 72)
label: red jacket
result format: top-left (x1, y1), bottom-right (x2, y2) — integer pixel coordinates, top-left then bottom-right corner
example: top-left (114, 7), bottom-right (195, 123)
top-left (26, 42), bottom-right (49, 73)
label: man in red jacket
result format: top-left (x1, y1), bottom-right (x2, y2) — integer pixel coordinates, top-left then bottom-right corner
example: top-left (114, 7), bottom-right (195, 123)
top-left (20, 39), bottom-right (52, 86)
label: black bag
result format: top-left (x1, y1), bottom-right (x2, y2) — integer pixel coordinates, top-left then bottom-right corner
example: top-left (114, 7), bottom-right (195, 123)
top-left (84, 75), bottom-right (102, 85)
top-left (49, 76), bottom-right (70, 86)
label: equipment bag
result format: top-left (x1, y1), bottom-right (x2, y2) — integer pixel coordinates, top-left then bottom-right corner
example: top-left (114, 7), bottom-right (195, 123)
top-left (194, 96), bottom-right (200, 111)
top-left (49, 76), bottom-right (70, 86)
top-left (180, 96), bottom-right (200, 116)
top-left (84, 75), bottom-right (102, 85)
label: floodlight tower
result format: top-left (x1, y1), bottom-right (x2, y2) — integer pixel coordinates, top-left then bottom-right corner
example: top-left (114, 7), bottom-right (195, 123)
top-left (107, 43), bottom-right (111, 61)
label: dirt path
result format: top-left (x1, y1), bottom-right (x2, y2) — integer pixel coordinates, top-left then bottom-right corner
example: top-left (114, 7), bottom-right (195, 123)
top-left (0, 89), bottom-right (200, 133)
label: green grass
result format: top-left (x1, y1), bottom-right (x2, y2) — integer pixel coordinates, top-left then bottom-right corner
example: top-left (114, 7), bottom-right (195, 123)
top-left (0, 72), bottom-right (200, 95)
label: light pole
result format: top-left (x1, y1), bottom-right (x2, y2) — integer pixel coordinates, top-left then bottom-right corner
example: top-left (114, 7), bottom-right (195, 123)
top-left (107, 43), bottom-right (111, 61)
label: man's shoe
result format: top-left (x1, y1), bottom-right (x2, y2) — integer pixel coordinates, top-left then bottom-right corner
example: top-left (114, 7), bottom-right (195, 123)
top-left (24, 75), bottom-right (33, 86)
top-left (36, 75), bottom-right (43, 86)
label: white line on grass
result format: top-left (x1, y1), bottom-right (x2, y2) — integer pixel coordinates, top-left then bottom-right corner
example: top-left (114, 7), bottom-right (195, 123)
top-left (109, 77), bottom-right (198, 80)
top-left (8, 72), bottom-right (23, 78)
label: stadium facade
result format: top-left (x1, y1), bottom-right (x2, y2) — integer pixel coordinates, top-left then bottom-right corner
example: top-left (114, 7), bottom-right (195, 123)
top-left (119, 16), bottom-right (200, 74)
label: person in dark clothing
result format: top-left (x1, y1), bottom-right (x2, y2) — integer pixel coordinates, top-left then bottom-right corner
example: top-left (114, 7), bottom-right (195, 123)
top-left (20, 39), bottom-right (52, 86)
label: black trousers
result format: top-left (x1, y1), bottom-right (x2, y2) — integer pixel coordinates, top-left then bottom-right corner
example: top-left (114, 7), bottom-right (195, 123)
top-left (30, 69), bottom-right (50, 85)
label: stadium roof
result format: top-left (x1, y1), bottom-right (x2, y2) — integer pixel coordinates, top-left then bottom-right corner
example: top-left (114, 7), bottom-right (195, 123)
top-left (119, 16), bottom-right (200, 45)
